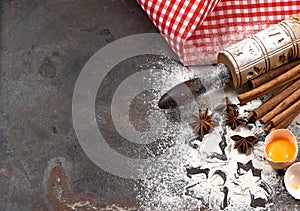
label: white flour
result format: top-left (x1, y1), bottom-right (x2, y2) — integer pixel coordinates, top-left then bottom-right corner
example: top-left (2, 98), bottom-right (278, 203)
top-left (135, 57), bottom-right (300, 210)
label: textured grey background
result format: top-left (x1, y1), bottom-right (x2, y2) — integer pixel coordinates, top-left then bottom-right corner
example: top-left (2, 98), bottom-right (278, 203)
top-left (1, 1), bottom-right (157, 210)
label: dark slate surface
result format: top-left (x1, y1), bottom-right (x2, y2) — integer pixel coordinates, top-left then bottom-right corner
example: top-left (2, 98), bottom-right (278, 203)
top-left (0, 1), bottom-right (157, 210)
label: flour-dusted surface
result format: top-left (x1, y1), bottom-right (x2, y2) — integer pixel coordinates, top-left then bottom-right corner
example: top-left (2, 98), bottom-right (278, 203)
top-left (136, 57), bottom-right (300, 210)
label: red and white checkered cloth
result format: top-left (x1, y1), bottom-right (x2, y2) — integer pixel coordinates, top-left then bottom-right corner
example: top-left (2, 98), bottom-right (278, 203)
top-left (137, 0), bottom-right (300, 65)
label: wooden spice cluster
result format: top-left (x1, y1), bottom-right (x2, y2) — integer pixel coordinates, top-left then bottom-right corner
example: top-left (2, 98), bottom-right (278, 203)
top-left (238, 59), bottom-right (300, 133)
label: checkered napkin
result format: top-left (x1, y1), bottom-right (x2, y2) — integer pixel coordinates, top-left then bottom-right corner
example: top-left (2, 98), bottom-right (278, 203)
top-left (137, 0), bottom-right (300, 65)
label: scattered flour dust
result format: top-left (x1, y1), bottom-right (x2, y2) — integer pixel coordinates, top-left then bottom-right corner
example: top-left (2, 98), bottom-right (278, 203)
top-left (135, 57), bottom-right (299, 210)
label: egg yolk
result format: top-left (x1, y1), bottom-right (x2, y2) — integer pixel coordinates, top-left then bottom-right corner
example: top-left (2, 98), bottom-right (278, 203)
top-left (265, 139), bottom-right (296, 162)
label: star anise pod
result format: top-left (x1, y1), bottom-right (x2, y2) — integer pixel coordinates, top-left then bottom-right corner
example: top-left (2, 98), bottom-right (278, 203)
top-left (230, 135), bottom-right (257, 154)
top-left (189, 108), bottom-right (216, 138)
top-left (225, 96), bottom-right (237, 113)
top-left (224, 108), bottom-right (246, 130)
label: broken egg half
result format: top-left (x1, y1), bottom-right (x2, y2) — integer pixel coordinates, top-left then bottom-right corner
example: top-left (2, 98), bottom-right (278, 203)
top-left (264, 129), bottom-right (298, 169)
top-left (284, 162), bottom-right (300, 200)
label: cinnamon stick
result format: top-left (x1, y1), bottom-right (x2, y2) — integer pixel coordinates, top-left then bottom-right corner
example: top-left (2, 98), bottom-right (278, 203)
top-left (270, 110), bottom-right (300, 132)
top-left (264, 101), bottom-right (300, 133)
top-left (249, 59), bottom-right (300, 89)
top-left (264, 124), bottom-right (273, 133)
top-left (272, 79), bottom-right (295, 96)
top-left (260, 87), bottom-right (300, 124)
top-left (247, 79), bottom-right (300, 120)
top-left (269, 100), bottom-right (300, 127)
top-left (247, 112), bottom-right (256, 121)
top-left (238, 64), bottom-right (300, 105)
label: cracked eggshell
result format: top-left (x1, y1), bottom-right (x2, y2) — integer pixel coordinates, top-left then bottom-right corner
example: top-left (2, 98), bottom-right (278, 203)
top-left (284, 162), bottom-right (300, 200)
top-left (264, 129), bottom-right (298, 170)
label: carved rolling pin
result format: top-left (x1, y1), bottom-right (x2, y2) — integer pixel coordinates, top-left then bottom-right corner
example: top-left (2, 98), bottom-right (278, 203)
top-left (158, 13), bottom-right (300, 109)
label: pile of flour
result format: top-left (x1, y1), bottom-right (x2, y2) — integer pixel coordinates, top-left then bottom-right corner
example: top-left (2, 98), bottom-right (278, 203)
top-left (135, 57), bottom-right (300, 210)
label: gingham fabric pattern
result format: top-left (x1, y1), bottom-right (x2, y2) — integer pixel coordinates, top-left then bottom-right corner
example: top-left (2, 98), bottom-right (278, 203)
top-left (137, 0), bottom-right (300, 65)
